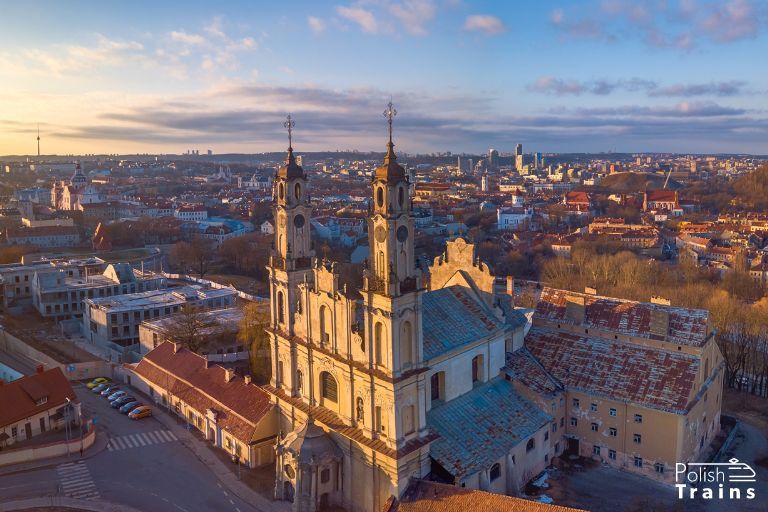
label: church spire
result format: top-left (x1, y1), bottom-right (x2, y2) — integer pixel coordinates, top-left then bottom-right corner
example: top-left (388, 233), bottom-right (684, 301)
top-left (383, 99), bottom-right (397, 163)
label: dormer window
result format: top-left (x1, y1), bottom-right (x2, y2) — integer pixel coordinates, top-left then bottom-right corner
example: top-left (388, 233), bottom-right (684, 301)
top-left (36, 397), bottom-right (48, 406)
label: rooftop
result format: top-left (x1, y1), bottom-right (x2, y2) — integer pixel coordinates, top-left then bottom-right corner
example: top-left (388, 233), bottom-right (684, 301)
top-left (427, 377), bottom-right (551, 479)
top-left (525, 326), bottom-right (699, 414)
top-left (86, 285), bottom-right (235, 312)
top-left (0, 367), bottom-right (77, 428)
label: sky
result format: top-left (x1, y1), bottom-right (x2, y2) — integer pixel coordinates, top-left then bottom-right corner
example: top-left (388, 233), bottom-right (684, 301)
top-left (1, 0), bottom-right (767, 156)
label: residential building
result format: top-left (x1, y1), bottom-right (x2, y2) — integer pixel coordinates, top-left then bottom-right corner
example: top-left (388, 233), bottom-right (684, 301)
top-left (497, 206), bottom-right (533, 230)
top-left (174, 205), bottom-right (208, 221)
top-left (5, 225), bottom-right (81, 248)
top-left (83, 285), bottom-right (236, 354)
top-left (130, 342), bottom-right (277, 468)
top-left (0, 366), bottom-right (81, 448)
top-left (32, 263), bottom-right (166, 321)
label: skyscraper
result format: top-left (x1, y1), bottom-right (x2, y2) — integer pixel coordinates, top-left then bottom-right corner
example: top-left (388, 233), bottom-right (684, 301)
top-left (514, 144), bottom-right (523, 171)
top-left (488, 148), bottom-right (499, 169)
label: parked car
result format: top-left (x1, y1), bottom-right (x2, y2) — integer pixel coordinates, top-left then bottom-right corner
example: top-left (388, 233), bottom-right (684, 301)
top-left (100, 385), bottom-right (121, 396)
top-left (92, 383), bottom-right (109, 393)
top-left (111, 396), bottom-right (136, 408)
top-left (128, 406), bottom-right (152, 420)
top-left (119, 401), bottom-right (142, 414)
top-left (106, 390), bottom-right (126, 401)
top-left (87, 377), bottom-right (110, 389)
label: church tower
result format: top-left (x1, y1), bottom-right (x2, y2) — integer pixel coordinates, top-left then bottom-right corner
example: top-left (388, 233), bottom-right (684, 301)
top-left (269, 115), bottom-right (314, 387)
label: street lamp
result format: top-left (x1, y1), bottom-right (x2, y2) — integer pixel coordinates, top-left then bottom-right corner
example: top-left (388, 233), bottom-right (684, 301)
top-left (64, 397), bottom-right (72, 456)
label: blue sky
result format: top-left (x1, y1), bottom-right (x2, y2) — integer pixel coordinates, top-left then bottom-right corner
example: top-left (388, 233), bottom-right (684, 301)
top-left (1, 0), bottom-right (767, 155)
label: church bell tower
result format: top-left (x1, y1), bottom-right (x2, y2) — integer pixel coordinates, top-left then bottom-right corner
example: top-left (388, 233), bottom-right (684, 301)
top-left (269, 115), bottom-right (314, 388)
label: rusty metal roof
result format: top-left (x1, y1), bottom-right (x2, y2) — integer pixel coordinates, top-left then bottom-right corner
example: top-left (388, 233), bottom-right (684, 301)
top-left (534, 287), bottom-right (710, 347)
top-left (525, 327), bottom-right (699, 414)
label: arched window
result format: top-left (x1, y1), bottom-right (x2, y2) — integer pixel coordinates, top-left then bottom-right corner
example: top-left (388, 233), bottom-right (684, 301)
top-left (526, 438), bottom-right (535, 452)
top-left (376, 187), bottom-right (384, 208)
top-left (704, 358), bottom-right (709, 376)
top-left (294, 182), bottom-right (301, 201)
top-left (278, 183), bottom-right (285, 200)
top-left (398, 186), bottom-right (404, 207)
top-left (430, 371), bottom-right (445, 403)
top-left (489, 463), bottom-right (501, 482)
top-left (277, 291), bottom-right (285, 324)
top-left (296, 370), bottom-right (303, 396)
top-left (356, 397), bottom-right (364, 424)
top-left (319, 305), bottom-right (330, 345)
top-left (374, 322), bottom-right (384, 366)
top-left (400, 321), bottom-right (413, 368)
top-left (377, 251), bottom-right (385, 279)
top-left (320, 372), bottom-right (338, 403)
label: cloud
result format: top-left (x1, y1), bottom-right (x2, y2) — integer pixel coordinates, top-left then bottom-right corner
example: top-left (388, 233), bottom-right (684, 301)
top-left (15, 34), bottom-right (146, 75)
top-left (463, 15), bottom-right (508, 34)
top-left (308, 16), bottom-right (326, 34)
top-left (551, 0), bottom-right (765, 49)
top-left (569, 101), bottom-right (746, 117)
top-left (527, 77), bottom-right (751, 98)
top-left (389, 0), bottom-right (436, 36)
top-left (337, 5), bottom-right (378, 33)
top-left (170, 31), bottom-right (206, 45)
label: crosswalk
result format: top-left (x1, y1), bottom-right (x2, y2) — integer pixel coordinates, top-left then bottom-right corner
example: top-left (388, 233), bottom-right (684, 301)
top-left (106, 429), bottom-right (178, 451)
top-left (57, 460), bottom-right (100, 501)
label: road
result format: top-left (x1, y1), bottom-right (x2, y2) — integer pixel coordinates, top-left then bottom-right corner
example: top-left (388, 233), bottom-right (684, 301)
top-left (0, 383), bottom-right (259, 512)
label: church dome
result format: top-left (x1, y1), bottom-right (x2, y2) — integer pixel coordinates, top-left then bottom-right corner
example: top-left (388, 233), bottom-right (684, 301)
top-left (284, 417), bottom-right (342, 465)
top-left (277, 148), bottom-right (304, 179)
top-left (374, 142), bottom-right (406, 183)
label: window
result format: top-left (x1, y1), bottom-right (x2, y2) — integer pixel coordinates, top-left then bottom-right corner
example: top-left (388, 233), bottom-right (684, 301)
top-left (609, 449), bottom-right (616, 460)
top-left (570, 417), bottom-right (577, 427)
top-left (400, 321), bottom-right (413, 368)
top-left (489, 463), bottom-right (501, 482)
top-left (634, 457), bottom-right (643, 468)
top-left (319, 305), bottom-right (331, 345)
top-left (633, 434), bottom-right (642, 444)
top-left (655, 463), bottom-right (665, 474)
top-left (560, 417), bottom-right (564, 427)
top-left (320, 372), bottom-right (337, 403)
top-left (356, 397), bottom-right (364, 424)
top-left (320, 468), bottom-right (330, 484)
top-left (544, 431), bottom-right (549, 441)
top-left (471, 354), bottom-right (483, 384)
top-left (634, 414), bottom-right (643, 423)
top-left (430, 372), bottom-right (445, 403)
top-left (526, 438), bottom-right (535, 452)
top-left (593, 445), bottom-right (601, 456)
top-left (609, 408), bottom-right (617, 417)
top-left (296, 370), bottom-right (303, 396)
top-left (375, 406), bottom-right (384, 434)
top-left (11, 426), bottom-right (17, 438)
top-left (552, 422), bottom-right (557, 433)
top-left (374, 322), bottom-right (384, 366)
top-left (591, 423), bottom-right (598, 432)
top-left (402, 405), bottom-right (415, 435)
top-left (277, 291), bottom-right (285, 324)
top-left (572, 398), bottom-right (580, 408)
top-left (590, 402), bottom-right (598, 412)
top-left (609, 427), bottom-right (617, 437)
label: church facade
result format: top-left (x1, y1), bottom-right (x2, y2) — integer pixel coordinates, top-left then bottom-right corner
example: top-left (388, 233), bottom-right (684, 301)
top-left (263, 117), bottom-right (723, 512)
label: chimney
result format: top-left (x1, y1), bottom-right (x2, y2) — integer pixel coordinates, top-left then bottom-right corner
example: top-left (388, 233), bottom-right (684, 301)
top-left (224, 368), bottom-right (235, 383)
top-left (36, 364), bottom-right (44, 374)
top-left (650, 309), bottom-right (670, 338)
top-left (565, 294), bottom-right (586, 324)
top-left (244, 375), bottom-right (252, 385)
top-left (173, 342), bottom-right (181, 353)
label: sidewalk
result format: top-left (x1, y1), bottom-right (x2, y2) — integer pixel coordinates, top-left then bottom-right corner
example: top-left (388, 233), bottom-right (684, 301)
top-left (0, 429), bottom-right (109, 477)
top-left (150, 404), bottom-right (290, 512)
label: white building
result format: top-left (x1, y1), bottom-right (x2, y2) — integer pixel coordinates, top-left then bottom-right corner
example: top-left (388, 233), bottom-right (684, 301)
top-left (497, 206), bottom-right (533, 230)
top-left (174, 205), bottom-right (208, 221)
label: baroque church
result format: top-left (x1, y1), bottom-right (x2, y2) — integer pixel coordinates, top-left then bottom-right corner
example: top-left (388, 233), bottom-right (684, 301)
top-left (264, 110), bottom-right (723, 512)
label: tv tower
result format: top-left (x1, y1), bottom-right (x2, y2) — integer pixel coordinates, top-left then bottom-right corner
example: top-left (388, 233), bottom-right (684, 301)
top-left (36, 124), bottom-right (40, 157)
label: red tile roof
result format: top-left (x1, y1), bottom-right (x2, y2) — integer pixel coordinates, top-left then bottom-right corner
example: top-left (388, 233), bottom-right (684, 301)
top-left (0, 367), bottom-right (77, 428)
top-left (645, 190), bottom-right (678, 203)
top-left (134, 342), bottom-right (272, 444)
top-left (534, 287), bottom-right (710, 347)
top-left (385, 479), bottom-right (586, 512)
top-left (525, 327), bottom-right (699, 414)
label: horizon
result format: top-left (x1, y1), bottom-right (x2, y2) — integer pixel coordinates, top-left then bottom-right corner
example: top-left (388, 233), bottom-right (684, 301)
top-left (1, 1), bottom-right (767, 155)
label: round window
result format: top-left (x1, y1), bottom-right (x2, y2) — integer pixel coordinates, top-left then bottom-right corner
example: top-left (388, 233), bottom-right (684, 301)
top-left (376, 187), bottom-right (384, 208)
top-left (396, 225), bottom-right (408, 242)
top-left (294, 214), bottom-right (305, 229)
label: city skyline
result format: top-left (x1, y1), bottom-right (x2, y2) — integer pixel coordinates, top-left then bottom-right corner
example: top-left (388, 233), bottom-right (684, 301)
top-left (1, 0), bottom-right (767, 155)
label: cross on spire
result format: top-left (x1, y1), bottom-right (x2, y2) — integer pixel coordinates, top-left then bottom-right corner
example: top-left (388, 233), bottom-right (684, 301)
top-left (383, 99), bottom-right (397, 145)
top-left (283, 114), bottom-right (295, 151)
